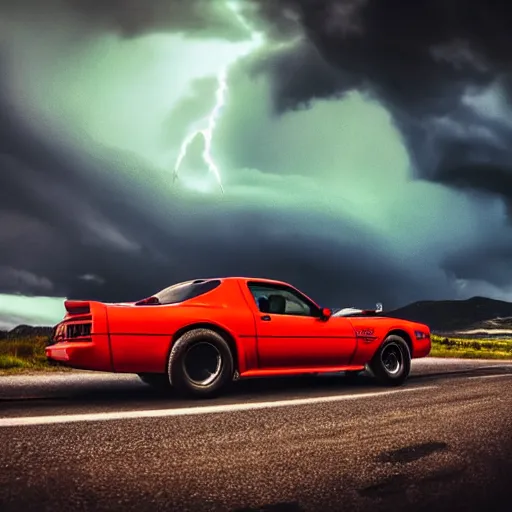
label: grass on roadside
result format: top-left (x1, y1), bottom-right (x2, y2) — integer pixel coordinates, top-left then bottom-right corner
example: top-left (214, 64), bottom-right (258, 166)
top-left (431, 334), bottom-right (512, 359)
top-left (0, 336), bottom-right (72, 374)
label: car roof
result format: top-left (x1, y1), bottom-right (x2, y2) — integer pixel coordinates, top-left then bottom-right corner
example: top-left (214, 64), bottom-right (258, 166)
top-left (157, 277), bottom-right (293, 291)
top-left (207, 277), bottom-right (292, 287)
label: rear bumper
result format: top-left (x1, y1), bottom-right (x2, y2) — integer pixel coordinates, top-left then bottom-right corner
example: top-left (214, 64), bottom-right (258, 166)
top-left (45, 334), bottom-right (113, 372)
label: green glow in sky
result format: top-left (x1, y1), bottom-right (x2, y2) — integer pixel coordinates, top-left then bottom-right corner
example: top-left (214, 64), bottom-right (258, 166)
top-left (0, 294), bottom-right (65, 330)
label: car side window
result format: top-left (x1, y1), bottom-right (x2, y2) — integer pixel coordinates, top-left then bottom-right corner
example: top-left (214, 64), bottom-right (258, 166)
top-left (248, 283), bottom-right (319, 317)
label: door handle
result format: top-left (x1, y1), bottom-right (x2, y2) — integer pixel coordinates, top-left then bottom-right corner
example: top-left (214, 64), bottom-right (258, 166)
top-left (260, 315), bottom-right (271, 321)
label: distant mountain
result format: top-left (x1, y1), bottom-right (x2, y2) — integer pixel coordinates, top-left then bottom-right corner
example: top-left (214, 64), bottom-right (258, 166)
top-left (0, 325), bottom-right (53, 340)
top-left (386, 296), bottom-right (512, 332)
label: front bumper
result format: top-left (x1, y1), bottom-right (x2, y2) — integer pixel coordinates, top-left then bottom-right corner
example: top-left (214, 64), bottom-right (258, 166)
top-left (413, 337), bottom-right (432, 358)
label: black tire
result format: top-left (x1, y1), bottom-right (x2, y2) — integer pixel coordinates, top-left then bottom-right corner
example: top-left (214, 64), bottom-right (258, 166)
top-left (369, 335), bottom-right (411, 387)
top-left (138, 373), bottom-right (172, 392)
top-left (167, 328), bottom-right (234, 398)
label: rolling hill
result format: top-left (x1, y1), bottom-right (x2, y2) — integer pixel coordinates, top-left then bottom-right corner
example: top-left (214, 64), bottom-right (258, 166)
top-left (0, 325), bottom-right (53, 341)
top-left (387, 296), bottom-right (512, 333)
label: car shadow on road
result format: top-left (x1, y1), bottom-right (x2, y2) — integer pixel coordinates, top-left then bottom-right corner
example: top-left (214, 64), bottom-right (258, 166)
top-left (0, 372), bottom-right (380, 410)
top-left (1, 365), bottom-right (511, 412)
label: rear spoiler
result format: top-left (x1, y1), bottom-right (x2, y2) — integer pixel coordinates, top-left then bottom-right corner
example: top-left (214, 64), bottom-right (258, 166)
top-left (333, 303), bottom-right (383, 318)
top-left (64, 300), bottom-right (91, 316)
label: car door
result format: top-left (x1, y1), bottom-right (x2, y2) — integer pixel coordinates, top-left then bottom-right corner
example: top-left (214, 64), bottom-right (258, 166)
top-left (246, 282), bottom-right (357, 369)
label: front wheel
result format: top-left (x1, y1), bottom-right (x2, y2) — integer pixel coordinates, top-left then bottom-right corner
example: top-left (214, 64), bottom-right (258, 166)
top-left (369, 335), bottom-right (411, 387)
top-left (167, 328), bottom-right (234, 398)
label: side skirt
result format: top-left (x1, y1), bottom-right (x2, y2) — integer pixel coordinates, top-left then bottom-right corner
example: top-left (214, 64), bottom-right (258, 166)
top-left (240, 365), bottom-right (366, 378)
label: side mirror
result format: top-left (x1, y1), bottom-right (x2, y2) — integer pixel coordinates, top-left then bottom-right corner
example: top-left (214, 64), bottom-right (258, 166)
top-left (320, 307), bottom-right (332, 320)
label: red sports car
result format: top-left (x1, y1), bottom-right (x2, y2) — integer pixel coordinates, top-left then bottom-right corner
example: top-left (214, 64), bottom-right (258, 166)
top-left (46, 277), bottom-right (431, 397)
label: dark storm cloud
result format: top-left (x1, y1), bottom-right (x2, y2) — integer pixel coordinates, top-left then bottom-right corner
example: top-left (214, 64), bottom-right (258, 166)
top-left (256, 0), bottom-right (512, 190)
top-left (261, 0), bottom-right (510, 96)
top-left (247, 0), bottom-right (304, 41)
top-left (0, 267), bottom-right (53, 295)
top-left (443, 242), bottom-right (512, 289)
top-left (250, 0), bottom-right (512, 288)
top-left (250, 38), bottom-right (359, 112)
top-left (1, 0), bottom-right (253, 41)
top-left (65, 0), bottom-right (303, 42)
top-left (436, 161), bottom-right (512, 214)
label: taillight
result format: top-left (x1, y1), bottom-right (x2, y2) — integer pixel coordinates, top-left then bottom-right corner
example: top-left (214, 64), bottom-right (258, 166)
top-left (66, 323), bottom-right (92, 339)
top-left (51, 322), bottom-right (92, 343)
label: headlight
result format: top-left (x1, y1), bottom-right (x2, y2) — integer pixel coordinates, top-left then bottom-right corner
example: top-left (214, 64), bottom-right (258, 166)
top-left (414, 330), bottom-right (430, 340)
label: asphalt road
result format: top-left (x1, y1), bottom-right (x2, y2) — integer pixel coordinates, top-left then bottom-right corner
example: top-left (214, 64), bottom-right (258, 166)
top-left (1, 358), bottom-right (512, 512)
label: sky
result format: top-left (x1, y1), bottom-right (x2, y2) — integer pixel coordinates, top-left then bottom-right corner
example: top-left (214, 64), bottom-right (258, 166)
top-left (1, 0), bottom-right (512, 329)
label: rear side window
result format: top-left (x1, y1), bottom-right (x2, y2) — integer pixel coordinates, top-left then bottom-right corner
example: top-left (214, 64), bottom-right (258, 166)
top-left (155, 279), bottom-right (221, 305)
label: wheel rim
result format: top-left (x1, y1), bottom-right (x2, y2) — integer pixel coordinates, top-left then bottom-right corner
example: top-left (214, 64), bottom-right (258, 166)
top-left (380, 342), bottom-right (403, 376)
top-left (183, 342), bottom-right (222, 386)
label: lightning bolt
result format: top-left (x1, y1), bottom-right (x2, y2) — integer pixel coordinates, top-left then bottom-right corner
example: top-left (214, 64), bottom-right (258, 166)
top-left (172, 1), bottom-right (265, 194)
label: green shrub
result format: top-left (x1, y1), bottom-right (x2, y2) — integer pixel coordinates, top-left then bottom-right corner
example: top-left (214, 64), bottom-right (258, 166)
top-left (0, 336), bottom-right (50, 370)
top-left (0, 355), bottom-right (27, 369)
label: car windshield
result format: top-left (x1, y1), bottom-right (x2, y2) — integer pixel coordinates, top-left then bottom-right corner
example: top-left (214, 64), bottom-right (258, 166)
top-left (151, 279), bottom-right (221, 305)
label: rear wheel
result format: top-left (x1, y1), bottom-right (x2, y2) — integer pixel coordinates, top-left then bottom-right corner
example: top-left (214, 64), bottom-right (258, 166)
top-left (369, 335), bottom-right (411, 387)
top-left (167, 328), bottom-right (234, 398)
